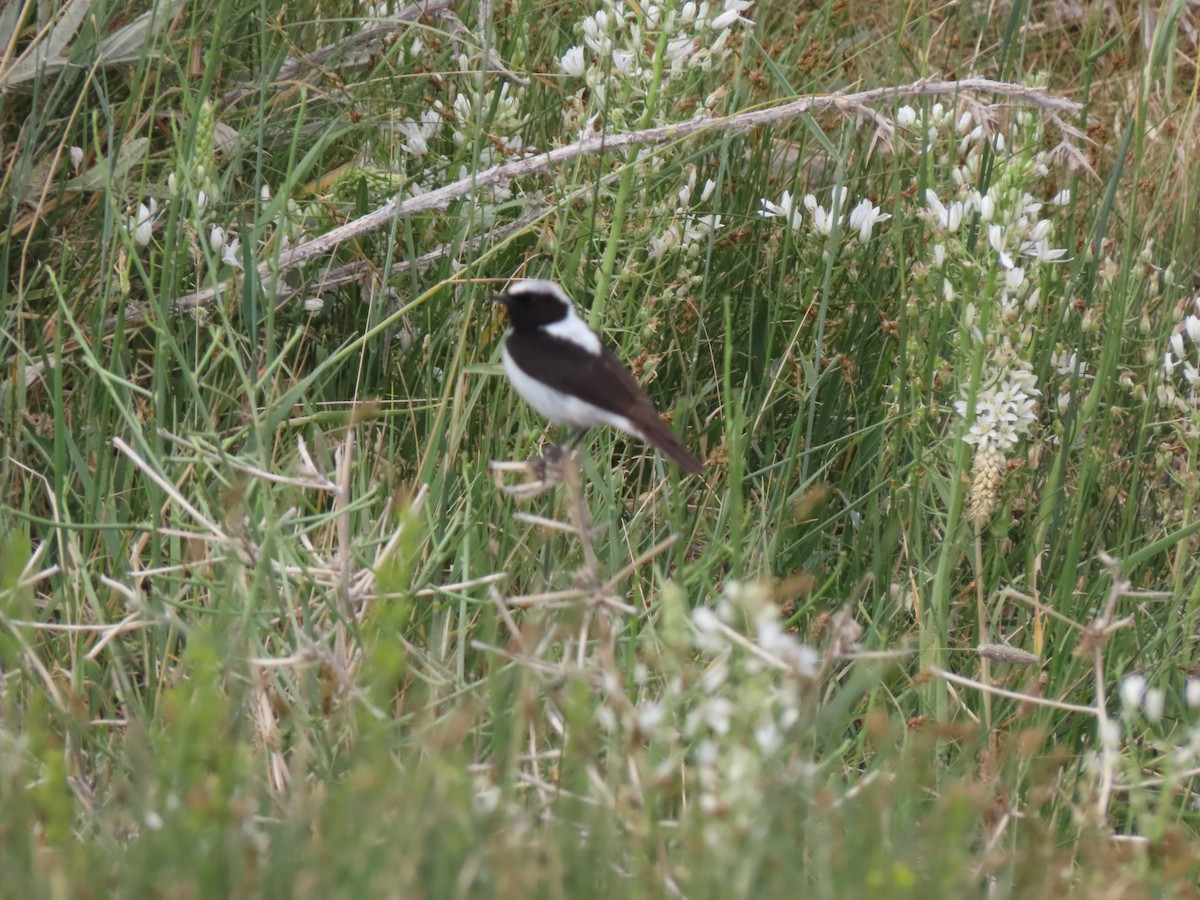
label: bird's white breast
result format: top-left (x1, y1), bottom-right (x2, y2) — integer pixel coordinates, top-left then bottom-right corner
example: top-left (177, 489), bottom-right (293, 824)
top-left (543, 309), bottom-right (601, 354)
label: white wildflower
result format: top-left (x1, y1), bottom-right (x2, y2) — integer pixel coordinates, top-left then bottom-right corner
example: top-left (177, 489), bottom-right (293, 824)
top-left (127, 200), bottom-right (158, 247)
top-left (1186, 315), bottom-right (1200, 344)
top-left (1098, 718), bottom-right (1121, 752)
top-left (221, 236), bottom-right (242, 270)
top-left (755, 719), bottom-right (781, 755)
top-left (847, 197), bottom-right (890, 242)
top-left (612, 48), bottom-right (636, 74)
top-left (700, 659), bottom-right (729, 693)
top-left (1187, 679), bottom-right (1200, 709)
top-left (648, 226), bottom-right (678, 259)
top-left (453, 84), bottom-right (520, 148)
top-left (693, 606), bottom-right (722, 635)
top-left (701, 697), bottom-right (734, 735)
top-left (396, 106), bottom-right (443, 157)
top-left (695, 739), bottom-right (719, 767)
top-left (758, 190), bottom-right (802, 232)
top-left (582, 9), bottom-right (614, 55)
top-left (595, 705), bottom-right (617, 733)
top-left (925, 188), bottom-right (963, 232)
top-left (559, 45), bottom-right (587, 77)
top-left (1143, 687), bottom-right (1165, 724)
top-left (1119, 674), bottom-right (1146, 715)
top-left (665, 35), bottom-right (694, 67)
top-left (805, 193), bottom-right (835, 235)
top-left (987, 224), bottom-right (1015, 269)
top-left (1171, 332), bottom-right (1186, 361)
top-left (1053, 349), bottom-right (1090, 380)
top-left (755, 608), bottom-right (819, 676)
top-left (1024, 239), bottom-right (1068, 263)
top-left (635, 702), bottom-right (665, 735)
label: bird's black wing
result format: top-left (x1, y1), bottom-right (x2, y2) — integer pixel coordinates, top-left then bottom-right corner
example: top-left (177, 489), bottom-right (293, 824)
top-left (504, 330), bottom-right (660, 421)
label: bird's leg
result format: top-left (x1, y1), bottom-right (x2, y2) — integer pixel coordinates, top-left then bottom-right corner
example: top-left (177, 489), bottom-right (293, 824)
top-left (539, 428), bottom-right (586, 465)
top-left (538, 443), bottom-right (567, 466)
top-left (561, 429), bottom-right (601, 545)
top-left (563, 428), bottom-right (589, 469)
top-left (560, 446), bottom-right (598, 580)
top-left (527, 438), bottom-right (570, 488)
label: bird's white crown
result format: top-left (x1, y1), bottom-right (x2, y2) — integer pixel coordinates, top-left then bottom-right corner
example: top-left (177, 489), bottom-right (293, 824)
top-left (505, 279), bottom-right (574, 307)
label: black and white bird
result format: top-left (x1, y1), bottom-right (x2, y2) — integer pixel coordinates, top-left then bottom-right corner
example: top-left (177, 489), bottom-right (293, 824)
top-left (495, 279), bottom-right (703, 475)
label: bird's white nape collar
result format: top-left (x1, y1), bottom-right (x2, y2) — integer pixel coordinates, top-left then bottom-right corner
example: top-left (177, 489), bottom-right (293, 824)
top-left (543, 305), bottom-right (601, 355)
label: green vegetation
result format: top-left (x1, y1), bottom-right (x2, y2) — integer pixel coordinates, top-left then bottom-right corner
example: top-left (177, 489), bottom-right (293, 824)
top-left (3, 0), bottom-right (1200, 895)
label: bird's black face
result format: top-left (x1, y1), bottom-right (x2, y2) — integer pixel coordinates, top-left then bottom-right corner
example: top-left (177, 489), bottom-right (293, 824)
top-left (495, 281), bottom-right (572, 331)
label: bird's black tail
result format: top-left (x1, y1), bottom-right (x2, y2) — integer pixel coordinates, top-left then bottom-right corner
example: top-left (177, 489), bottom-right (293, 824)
top-left (637, 416), bottom-right (704, 475)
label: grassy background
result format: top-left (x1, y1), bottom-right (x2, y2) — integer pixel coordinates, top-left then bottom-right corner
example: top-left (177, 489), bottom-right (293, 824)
top-left (4, 0), bottom-right (1200, 895)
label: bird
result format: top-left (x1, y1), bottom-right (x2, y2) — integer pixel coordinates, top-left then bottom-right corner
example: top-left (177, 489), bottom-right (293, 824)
top-left (494, 279), bottom-right (704, 475)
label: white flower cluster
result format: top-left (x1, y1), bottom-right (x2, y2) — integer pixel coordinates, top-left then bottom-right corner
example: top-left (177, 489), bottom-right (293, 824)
top-left (395, 81), bottom-right (524, 164)
top-left (918, 104), bottom-right (1068, 318)
top-left (1118, 673), bottom-right (1165, 724)
top-left (954, 366), bottom-right (1040, 455)
top-left (690, 587), bottom-right (820, 677)
top-left (758, 185), bottom-right (891, 243)
top-left (452, 83), bottom-right (524, 155)
top-left (893, 101), bottom-right (954, 149)
top-left (394, 104), bottom-right (446, 158)
top-left (559, 0), bottom-right (753, 117)
top-left (385, 53), bottom-right (526, 230)
top-left (207, 224), bottom-right (242, 271)
top-left (648, 214), bottom-right (722, 259)
top-left (648, 166), bottom-right (723, 260)
top-left (957, 359), bottom-right (1041, 522)
top-left (681, 581), bottom-right (819, 842)
top-left (1160, 301), bottom-right (1200, 415)
top-left (1099, 673), bottom-right (1200, 790)
top-left (903, 103), bottom-right (1069, 520)
top-left (384, 27), bottom-right (528, 215)
top-left (924, 185), bottom-right (1067, 315)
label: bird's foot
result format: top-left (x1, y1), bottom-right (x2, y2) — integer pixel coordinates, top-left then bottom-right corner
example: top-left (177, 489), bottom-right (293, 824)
top-left (538, 442), bottom-right (568, 467)
top-left (490, 444), bottom-right (577, 500)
